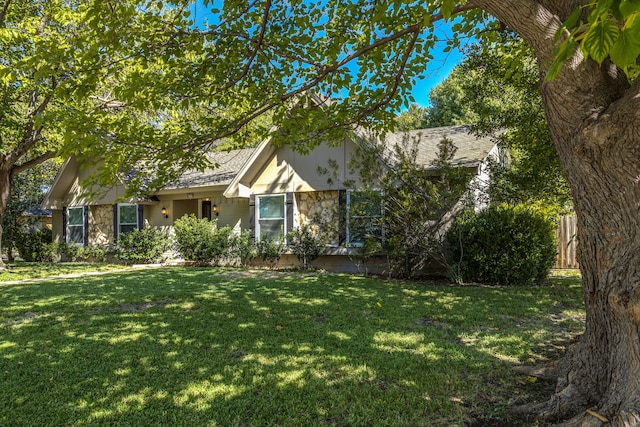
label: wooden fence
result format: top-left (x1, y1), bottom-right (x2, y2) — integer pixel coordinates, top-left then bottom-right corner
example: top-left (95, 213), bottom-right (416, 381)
top-left (555, 215), bottom-right (578, 269)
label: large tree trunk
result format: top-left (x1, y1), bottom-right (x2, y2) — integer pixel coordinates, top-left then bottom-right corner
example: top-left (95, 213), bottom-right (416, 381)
top-left (538, 91), bottom-right (640, 425)
top-left (473, 1), bottom-right (640, 425)
top-left (0, 164), bottom-right (10, 269)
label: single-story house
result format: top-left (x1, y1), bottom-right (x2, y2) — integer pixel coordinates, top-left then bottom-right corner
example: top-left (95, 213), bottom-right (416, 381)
top-left (42, 124), bottom-right (502, 272)
top-left (18, 207), bottom-right (52, 231)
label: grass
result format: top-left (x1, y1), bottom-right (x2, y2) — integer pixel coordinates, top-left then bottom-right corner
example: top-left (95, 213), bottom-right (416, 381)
top-left (0, 267), bottom-right (584, 426)
top-left (0, 261), bottom-right (127, 282)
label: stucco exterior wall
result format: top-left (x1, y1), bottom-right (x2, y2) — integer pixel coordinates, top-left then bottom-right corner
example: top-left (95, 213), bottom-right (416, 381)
top-left (250, 141), bottom-right (361, 194)
top-left (51, 209), bottom-right (64, 243)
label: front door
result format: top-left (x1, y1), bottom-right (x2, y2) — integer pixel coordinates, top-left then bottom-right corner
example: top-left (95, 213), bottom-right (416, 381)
top-left (202, 200), bottom-right (212, 220)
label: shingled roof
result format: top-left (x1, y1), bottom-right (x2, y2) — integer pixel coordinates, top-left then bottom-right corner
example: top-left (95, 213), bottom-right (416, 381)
top-left (384, 125), bottom-right (497, 170)
top-left (164, 147), bottom-right (256, 190)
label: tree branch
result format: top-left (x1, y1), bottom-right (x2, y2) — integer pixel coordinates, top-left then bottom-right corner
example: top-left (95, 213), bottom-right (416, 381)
top-left (0, 0), bottom-right (11, 28)
top-left (473, 0), bottom-right (560, 64)
top-left (218, 0), bottom-right (272, 93)
top-left (8, 86), bottom-right (55, 168)
top-left (10, 151), bottom-right (56, 178)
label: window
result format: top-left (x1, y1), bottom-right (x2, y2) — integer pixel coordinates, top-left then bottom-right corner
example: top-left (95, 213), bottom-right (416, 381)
top-left (347, 190), bottom-right (383, 246)
top-left (117, 204), bottom-right (139, 236)
top-left (256, 194), bottom-right (285, 241)
top-left (67, 206), bottom-right (85, 245)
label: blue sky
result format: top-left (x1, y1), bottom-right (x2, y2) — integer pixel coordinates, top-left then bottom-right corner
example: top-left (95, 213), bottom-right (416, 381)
top-left (190, 1), bottom-right (465, 108)
top-left (407, 42), bottom-right (464, 107)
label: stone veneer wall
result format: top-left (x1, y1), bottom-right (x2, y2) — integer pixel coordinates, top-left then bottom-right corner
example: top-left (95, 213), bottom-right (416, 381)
top-left (90, 205), bottom-right (114, 245)
top-left (296, 191), bottom-right (339, 245)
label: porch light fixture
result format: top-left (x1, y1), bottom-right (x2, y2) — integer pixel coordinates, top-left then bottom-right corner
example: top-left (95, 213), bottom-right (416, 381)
top-left (161, 207), bottom-right (168, 218)
top-left (203, 197), bottom-right (211, 201)
top-left (212, 204), bottom-right (219, 216)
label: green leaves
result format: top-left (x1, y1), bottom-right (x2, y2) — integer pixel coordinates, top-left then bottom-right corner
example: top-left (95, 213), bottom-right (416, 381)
top-left (582, 19), bottom-right (619, 64)
top-left (620, 0), bottom-right (640, 17)
top-left (553, 0), bottom-right (640, 78)
top-left (440, 0), bottom-right (457, 20)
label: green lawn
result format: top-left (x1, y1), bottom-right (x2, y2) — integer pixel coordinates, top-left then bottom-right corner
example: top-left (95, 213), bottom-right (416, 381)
top-left (0, 267), bottom-right (584, 426)
top-left (0, 261), bottom-right (127, 282)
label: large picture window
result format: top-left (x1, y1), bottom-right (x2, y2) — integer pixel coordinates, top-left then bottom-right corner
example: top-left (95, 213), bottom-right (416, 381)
top-left (117, 204), bottom-right (139, 236)
top-left (67, 206), bottom-right (85, 245)
top-left (347, 190), bottom-right (383, 246)
top-left (256, 194), bottom-right (285, 241)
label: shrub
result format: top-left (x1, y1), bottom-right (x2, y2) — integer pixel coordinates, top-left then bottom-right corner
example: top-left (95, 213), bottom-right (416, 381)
top-left (58, 242), bottom-right (80, 262)
top-left (115, 227), bottom-right (170, 264)
top-left (351, 235), bottom-right (383, 275)
top-left (173, 215), bottom-right (234, 265)
top-left (287, 224), bottom-right (326, 269)
top-left (173, 215), bottom-right (215, 263)
top-left (446, 204), bottom-right (556, 286)
top-left (40, 242), bottom-right (59, 262)
top-left (230, 229), bottom-right (257, 267)
top-left (256, 236), bottom-right (284, 269)
top-left (15, 228), bottom-right (53, 262)
top-left (206, 225), bottom-right (235, 266)
top-left (60, 245), bottom-right (110, 263)
top-left (81, 245), bottom-right (109, 263)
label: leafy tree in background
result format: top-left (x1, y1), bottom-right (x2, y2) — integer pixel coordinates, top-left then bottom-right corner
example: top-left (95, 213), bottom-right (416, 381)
top-left (395, 103), bottom-right (429, 131)
top-left (424, 66), bottom-right (480, 127)
top-left (0, 0), bottom-right (196, 268)
top-left (398, 37), bottom-right (571, 214)
top-left (1, 160), bottom-right (58, 261)
top-left (459, 37), bottom-right (573, 214)
top-left (395, 67), bottom-right (477, 130)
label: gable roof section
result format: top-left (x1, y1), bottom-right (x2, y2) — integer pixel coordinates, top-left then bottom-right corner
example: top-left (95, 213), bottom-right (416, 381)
top-left (223, 134), bottom-right (279, 198)
top-left (224, 124), bottom-right (498, 198)
top-left (44, 122), bottom-right (497, 208)
top-left (384, 125), bottom-right (497, 170)
top-left (160, 147), bottom-right (255, 191)
top-left (43, 148), bottom-right (256, 209)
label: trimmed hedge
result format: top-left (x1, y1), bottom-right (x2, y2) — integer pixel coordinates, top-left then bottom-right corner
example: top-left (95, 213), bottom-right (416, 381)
top-left (446, 204), bottom-right (556, 286)
top-left (15, 228), bottom-right (53, 262)
top-left (173, 214), bottom-right (235, 265)
top-left (115, 227), bottom-right (170, 264)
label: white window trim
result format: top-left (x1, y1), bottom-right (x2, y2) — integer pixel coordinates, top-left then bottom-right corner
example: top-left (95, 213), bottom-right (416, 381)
top-left (255, 194), bottom-right (286, 242)
top-left (346, 189), bottom-right (384, 247)
top-left (117, 203), bottom-right (138, 238)
top-left (66, 206), bottom-right (85, 246)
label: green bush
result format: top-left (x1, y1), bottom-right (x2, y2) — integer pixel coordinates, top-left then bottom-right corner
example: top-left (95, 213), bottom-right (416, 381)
top-left (287, 224), bottom-right (326, 269)
top-left (256, 236), bottom-right (284, 269)
top-left (80, 245), bottom-right (109, 262)
top-left (58, 243), bottom-right (109, 262)
top-left (446, 204), bottom-right (557, 286)
top-left (173, 215), bottom-right (234, 265)
top-left (15, 228), bottom-right (53, 262)
top-left (206, 225), bottom-right (235, 265)
top-left (57, 242), bottom-right (77, 262)
top-left (115, 227), bottom-right (169, 264)
top-left (230, 229), bottom-right (257, 267)
top-left (173, 215), bottom-right (210, 262)
top-left (351, 236), bottom-right (383, 275)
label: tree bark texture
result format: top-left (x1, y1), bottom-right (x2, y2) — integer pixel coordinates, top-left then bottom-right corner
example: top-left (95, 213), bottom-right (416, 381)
top-left (0, 162), bottom-right (10, 269)
top-left (475, 1), bottom-right (640, 425)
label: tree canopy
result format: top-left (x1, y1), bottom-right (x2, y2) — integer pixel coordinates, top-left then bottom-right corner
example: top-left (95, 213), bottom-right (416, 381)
top-left (396, 37), bottom-right (571, 213)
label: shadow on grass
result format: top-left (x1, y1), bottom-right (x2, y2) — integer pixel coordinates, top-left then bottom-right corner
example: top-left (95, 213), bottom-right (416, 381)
top-left (0, 268), bottom-right (583, 426)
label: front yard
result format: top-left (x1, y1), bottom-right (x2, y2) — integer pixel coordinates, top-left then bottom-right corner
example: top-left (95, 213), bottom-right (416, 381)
top-left (0, 267), bottom-right (584, 426)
